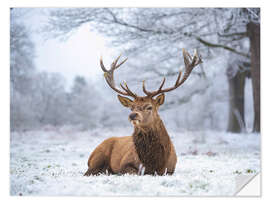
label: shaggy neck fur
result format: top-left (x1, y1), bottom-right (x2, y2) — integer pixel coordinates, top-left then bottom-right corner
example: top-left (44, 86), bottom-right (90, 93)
top-left (132, 119), bottom-right (171, 175)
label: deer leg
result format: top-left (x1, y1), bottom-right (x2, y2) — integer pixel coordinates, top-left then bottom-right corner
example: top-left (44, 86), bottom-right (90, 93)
top-left (84, 150), bottom-right (109, 176)
top-left (119, 163), bottom-right (138, 175)
top-left (165, 168), bottom-right (175, 176)
top-left (118, 151), bottom-right (140, 175)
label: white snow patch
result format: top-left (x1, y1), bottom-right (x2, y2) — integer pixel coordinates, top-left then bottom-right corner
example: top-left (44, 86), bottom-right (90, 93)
top-left (10, 128), bottom-right (260, 196)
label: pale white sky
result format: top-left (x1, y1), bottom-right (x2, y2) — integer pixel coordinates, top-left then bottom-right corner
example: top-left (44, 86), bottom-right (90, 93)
top-left (21, 8), bottom-right (114, 87)
top-left (35, 25), bottom-right (114, 86)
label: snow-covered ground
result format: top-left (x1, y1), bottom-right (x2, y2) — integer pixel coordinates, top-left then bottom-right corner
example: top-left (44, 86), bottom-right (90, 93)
top-left (10, 127), bottom-right (260, 196)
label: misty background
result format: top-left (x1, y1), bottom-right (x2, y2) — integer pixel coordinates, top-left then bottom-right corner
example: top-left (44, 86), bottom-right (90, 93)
top-left (10, 8), bottom-right (260, 133)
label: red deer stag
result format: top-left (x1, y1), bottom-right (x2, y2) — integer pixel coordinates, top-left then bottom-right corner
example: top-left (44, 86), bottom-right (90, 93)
top-left (84, 49), bottom-right (202, 176)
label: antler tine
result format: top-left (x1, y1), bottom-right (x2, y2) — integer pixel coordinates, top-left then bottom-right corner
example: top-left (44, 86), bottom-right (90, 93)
top-left (183, 48), bottom-right (192, 68)
top-left (100, 56), bottom-right (108, 72)
top-left (115, 57), bottom-right (128, 69)
top-left (190, 49), bottom-right (199, 66)
top-left (177, 49), bottom-right (202, 86)
top-left (158, 78), bottom-right (166, 91)
top-left (195, 52), bottom-right (202, 66)
top-left (99, 55), bottom-right (137, 98)
top-left (174, 71), bottom-right (182, 86)
top-left (142, 77), bottom-right (166, 97)
top-left (185, 49), bottom-right (193, 61)
top-left (142, 48), bottom-right (202, 97)
top-left (110, 54), bottom-right (129, 70)
top-left (104, 77), bottom-right (129, 96)
top-left (111, 54), bottom-right (121, 69)
top-left (120, 82), bottom-right (137, 98)
top-left (142, 80), bottom-right (152, 96)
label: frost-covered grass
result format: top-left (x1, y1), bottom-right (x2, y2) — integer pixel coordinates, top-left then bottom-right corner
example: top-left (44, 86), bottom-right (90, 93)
top-left (10, 127), bottom-right (260, 196)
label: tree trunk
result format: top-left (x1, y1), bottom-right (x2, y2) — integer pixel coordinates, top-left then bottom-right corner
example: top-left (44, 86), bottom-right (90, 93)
top-left (227, 67), bottom-right (246, 133)
top-left (247, 22), bottom-right (260, 133)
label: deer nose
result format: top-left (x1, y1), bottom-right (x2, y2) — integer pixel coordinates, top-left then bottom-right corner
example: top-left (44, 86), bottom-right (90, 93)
top-left (129, 113), bottom-right (138, 120)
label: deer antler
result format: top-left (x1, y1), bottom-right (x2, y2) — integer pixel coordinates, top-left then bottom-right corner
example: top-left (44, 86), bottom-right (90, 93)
top-left (142, 48), bottom-right (202, 97)
top-left (100, 54), bottom-right (137, 98)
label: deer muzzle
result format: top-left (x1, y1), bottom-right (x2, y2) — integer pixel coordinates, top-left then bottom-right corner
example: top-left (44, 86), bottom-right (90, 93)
top-left (129, 112), bottom-right (141, 125)
top-left (129, 113), bottom-right (138, 120)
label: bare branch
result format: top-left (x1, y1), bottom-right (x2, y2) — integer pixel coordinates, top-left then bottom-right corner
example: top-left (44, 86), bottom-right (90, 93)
top-left (195, 36), bottom-right (250, 58)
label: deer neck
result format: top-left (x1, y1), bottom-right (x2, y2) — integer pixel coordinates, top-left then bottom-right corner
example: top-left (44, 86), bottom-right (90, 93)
top-left (132, 119), bottom-right (171, 174)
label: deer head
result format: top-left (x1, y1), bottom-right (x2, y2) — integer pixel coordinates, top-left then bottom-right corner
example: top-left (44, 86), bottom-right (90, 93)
top-left (100, 49), bottom-right (202, 129)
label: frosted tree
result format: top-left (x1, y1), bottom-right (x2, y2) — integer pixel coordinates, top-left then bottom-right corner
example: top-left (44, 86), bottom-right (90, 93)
top-left (215, 8), bottom-right (260, 132)
top-left (10, 9), bottom-right (37, 130)
top-left (67, 76), bottom-right (104, 129)
top-left (30, 72), bottom-right (68, 127)
top-left (246, 21), bottom-right (260, 132)
top-left (10, 9), bottom-right (36, 93)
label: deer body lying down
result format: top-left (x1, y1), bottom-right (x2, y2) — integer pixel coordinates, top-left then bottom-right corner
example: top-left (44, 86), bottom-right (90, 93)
top-left (84, 49), bottom-right (202, 176)
top-left (84, 95), bottom-right (177, 175)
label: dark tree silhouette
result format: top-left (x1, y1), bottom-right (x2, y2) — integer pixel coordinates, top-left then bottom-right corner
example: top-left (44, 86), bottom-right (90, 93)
top-left (247, 22), bottom-right (260, 132)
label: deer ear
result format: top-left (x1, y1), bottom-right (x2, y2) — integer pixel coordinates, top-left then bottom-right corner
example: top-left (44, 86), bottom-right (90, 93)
top-left (155, 94), bottom-right (165, 106)
top-left (117, 95), bottom-right (133, 108)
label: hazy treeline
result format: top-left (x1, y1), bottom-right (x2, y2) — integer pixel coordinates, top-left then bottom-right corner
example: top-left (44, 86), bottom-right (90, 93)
top-left (10, 13), bottom-right (124, 131)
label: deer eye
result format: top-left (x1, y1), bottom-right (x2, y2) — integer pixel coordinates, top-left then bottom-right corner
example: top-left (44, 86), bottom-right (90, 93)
top-left (146, 106), bottom-right (152, 110)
